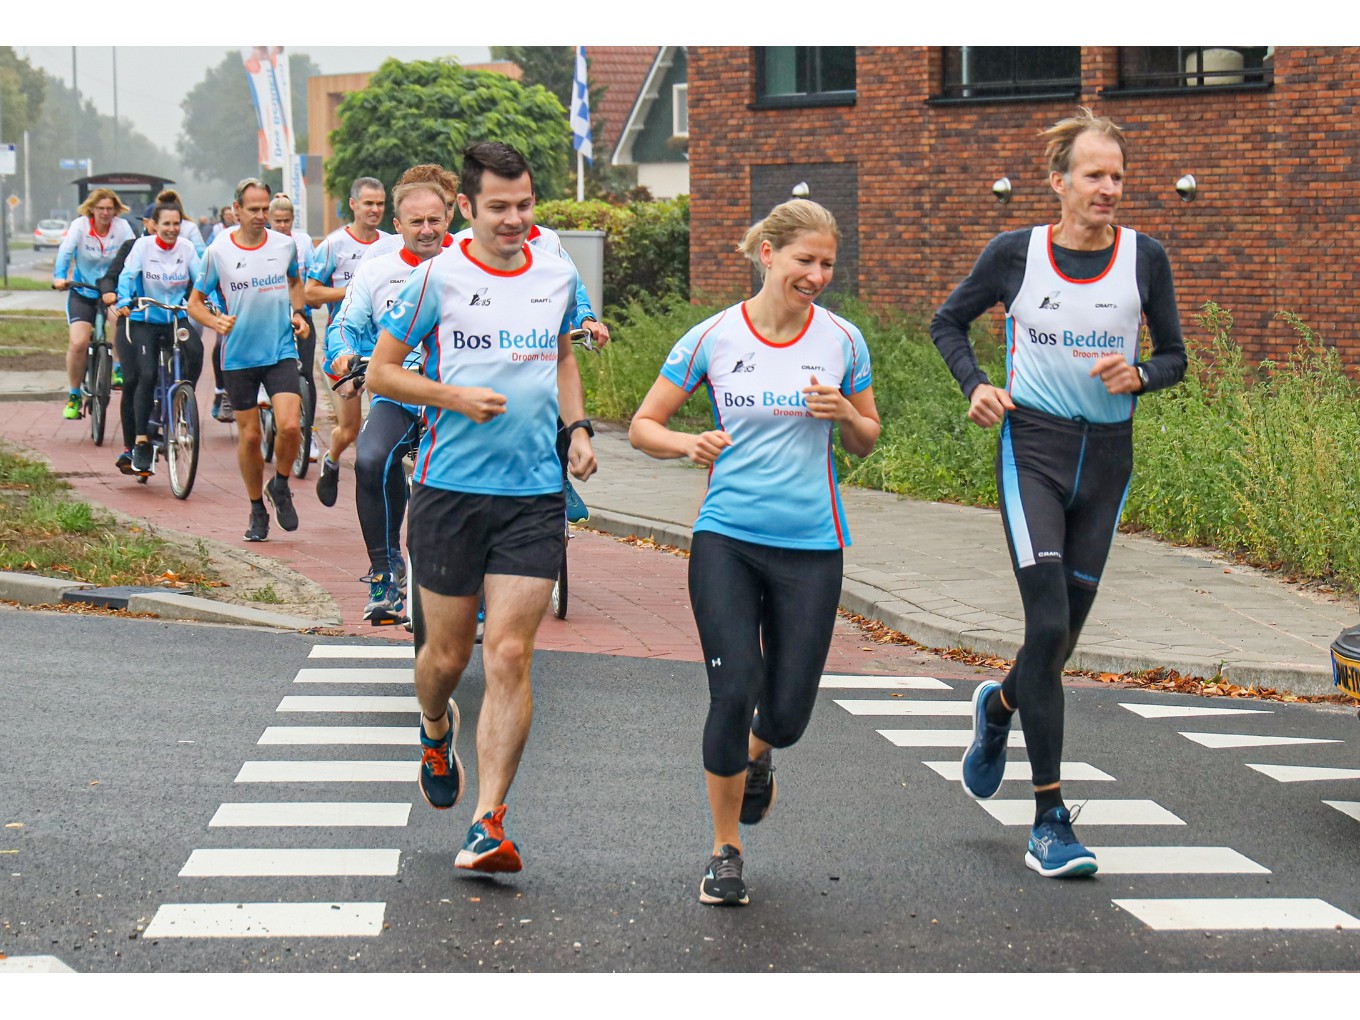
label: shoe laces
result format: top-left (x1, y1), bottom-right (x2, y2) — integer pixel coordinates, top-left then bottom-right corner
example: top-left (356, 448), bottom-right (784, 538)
top-left (420, 740), bottom-right (449, 776)
top-left (745, 752), bottom-right (773, 791)
top-left (710, 845), bottom-right (743, 880)
top-left (477, 805), bottom-right (507, 840)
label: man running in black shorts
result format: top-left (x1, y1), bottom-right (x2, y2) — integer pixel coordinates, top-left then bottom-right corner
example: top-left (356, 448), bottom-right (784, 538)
top-left (931, 108), bottom-right (1187, 878)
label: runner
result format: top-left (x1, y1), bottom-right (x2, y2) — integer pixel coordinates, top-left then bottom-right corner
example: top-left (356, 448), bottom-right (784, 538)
top-left (307, 176), bottom-right (390, 508)
top-left (112, 202), bottom-right (203, 476)
top-left (931, 108), bottom-right (1187, 878)
top-left (52, 188), bottom-right (135, 419)
top-left (268, 193), bottom-right (319, 462)
top-left (188, 177), bottom-right (309, 542)
top-left (630, 198), bottom-right (879, 907)
top-left (365, 142), bottom-right (595, 874)
top-left (324, 176), bottom-right (451, 624)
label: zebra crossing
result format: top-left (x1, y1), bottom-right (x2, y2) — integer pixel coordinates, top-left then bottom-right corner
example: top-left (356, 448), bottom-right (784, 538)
top-left (144, 644), bottom-right (421, 940)
top-left (826, 673), bottom-right (1360, 933)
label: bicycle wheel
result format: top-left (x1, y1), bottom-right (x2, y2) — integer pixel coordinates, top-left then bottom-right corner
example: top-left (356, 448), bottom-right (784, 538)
top-left (259, 405), bottom-right (276, 462)
top-left (90, 343), bottom-right (112, 446)
top-left (166, 382), bottom-right (200, 499)
top-left (291, 374), bottom-right (313, 479)
top-left (550, 539), bottom-right (568, 619)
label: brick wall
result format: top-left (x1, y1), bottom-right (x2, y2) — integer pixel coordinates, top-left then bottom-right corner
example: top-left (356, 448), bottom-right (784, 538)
top-left (689, 46), bottom-right (1358, 364)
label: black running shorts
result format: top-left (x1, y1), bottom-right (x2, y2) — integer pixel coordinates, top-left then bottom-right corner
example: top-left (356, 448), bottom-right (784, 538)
top-left (223, 358), bottom-right (301, 417)
top-left (407, 483), bottom-right (564, 597)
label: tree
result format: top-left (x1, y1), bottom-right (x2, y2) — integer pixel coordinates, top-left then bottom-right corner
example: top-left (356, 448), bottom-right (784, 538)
top-left (325, 59), bottom-right (570, 226)
top-left (178, 50), bottom-right (317, 186)
top-left (0, 47), bottom-right (46, 136)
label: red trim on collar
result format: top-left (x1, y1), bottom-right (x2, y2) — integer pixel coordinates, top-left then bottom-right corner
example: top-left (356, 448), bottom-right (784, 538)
top-left (741, 302), bottom-right (813, 348)
top-left (458, 237), bottom-right (533, 277)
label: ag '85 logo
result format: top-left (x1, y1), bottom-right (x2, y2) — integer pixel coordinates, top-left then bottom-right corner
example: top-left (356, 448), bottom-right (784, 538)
top-left (665, 345), bottom-right (692, 366)
top-left (469, 288), bottom-right (490, 307)
top-left (387, 298), bottom-right (412, 321)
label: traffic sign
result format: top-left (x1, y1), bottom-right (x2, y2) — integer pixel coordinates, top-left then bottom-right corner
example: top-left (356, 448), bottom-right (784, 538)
top-left (59, 159), bottom-right (79, 170)
top-left (6, 195), bottom-right (18, 209)
top-left (0, 143), bottom-right (15, 176)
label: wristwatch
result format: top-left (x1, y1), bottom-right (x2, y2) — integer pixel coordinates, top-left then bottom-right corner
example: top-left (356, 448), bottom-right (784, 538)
top-left (563, 419), bottom-right (594, 438)
top-left (1135, 364), bottom-right (1149, 388)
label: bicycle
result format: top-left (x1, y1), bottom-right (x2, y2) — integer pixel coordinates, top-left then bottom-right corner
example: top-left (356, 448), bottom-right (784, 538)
top-left (69, 282), bottom-right (115, 446)
top-left (550, 327), bottom-right (605, 620)
top-left (259, 361), bottom-right (314, 480)
top-left (131, 297), bottom-right (200, 499)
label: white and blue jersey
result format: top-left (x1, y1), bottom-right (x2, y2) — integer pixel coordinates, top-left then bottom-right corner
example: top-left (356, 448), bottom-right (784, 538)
top-left (449, 224), bottom-right (595, 328)
top-left (308, 225), bottom-right (390, 317)
top-left (1005, 225), bottom-right (1144, 423)
top-left (179, 219), bottom-right (206, 257)
top-left (194, 229), bottom-right (300, 371)
top-left (379, 238), bottom-right (578, 496)
top-left (53, 215), bottom-right (135, 292)
top-left (325, 245), bottom-right (425, 413)
top-left (116, 235), bottom-right (201, 324)
top-left (285, 230), bottom-right (314, 278)
top-left (662, 301), bottom-right (873, 550)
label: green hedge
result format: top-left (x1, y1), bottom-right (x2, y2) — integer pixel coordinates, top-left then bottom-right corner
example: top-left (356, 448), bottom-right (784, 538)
top-left (535, 196), bottom-right (689, 308)
top-left (581, 297), bottom-right (1360, 595)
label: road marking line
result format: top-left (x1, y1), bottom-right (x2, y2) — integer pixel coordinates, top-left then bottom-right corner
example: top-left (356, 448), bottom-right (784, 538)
top-left (836, 699), bottom-right (973, 716)
top-left (1323, 800), bottom-right (1360, 824)
top-left (1119, 703), bottom-right (1272, 719)
top-left (277, 696), bottom-right (420, 713)
top-left (235, 761), bottom-right (417, 783)
top-left (180, 848), bottom-right (400, 877)
top-left (820, 675), bottom-right (952, 690)
top-left (923, 760), bottom-right (1114, 782)
top-left (1247, 764), bottom-right (1360, 783)
top-left (0, 956), bottom-right (76, 972)
top-left (293, 668), bottom-right (414, 684)
top-left (1113, 898), bottom-right (1360, 931)
top-left (309, 645), bottom-right (413, 660)
top-left (259, 726), bottom-right (416, 745)
top-left (1086, 847), bottom-right (1270, 874)
top-left (209, 802), bottom-right (411, 827)
top-left (979, 799), bottom-right (1185, 826)
top-left (144, 902), bottom-right (386, 938)
top-left (1180, 732), bottom-right (1342, 749)
top-left (878, 729), bottom-right (1026, 748)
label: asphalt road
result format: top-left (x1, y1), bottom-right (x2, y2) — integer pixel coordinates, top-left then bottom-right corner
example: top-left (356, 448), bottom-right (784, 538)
top-left (4, 607), bottom-right (1360, 975)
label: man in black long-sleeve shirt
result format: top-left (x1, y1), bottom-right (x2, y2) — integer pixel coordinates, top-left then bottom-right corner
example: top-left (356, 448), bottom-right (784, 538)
top-left (932, 108), bottom-right (1187, 880)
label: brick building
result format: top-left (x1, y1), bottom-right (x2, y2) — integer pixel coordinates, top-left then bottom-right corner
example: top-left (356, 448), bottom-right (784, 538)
top-left (687, 46), bottom-right (1353, 365)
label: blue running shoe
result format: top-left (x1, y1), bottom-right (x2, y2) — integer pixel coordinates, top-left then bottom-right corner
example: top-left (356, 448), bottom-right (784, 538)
top-left (417, 700), bottom-right (463, 810)
top-left (564, 478), bottom-right (589, 523)
top-left (455, 804), bottom-right (522, 873)
top-left (1025, 805), bottom-right (1098, 878)
top-left (961, 681), bottom-right (1010, 799)
top-left (362, 572), bottom-right (406, 626)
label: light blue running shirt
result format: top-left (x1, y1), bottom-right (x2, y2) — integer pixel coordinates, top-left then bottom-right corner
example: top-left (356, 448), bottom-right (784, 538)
top-left (379, 239), bottom-right (578, 496)
top-left (194, 229), bottom-right (300, 371)
top-left (661, 301), bottom-right (873, 550)
top-left (116, 236), bottom-right (202, 323)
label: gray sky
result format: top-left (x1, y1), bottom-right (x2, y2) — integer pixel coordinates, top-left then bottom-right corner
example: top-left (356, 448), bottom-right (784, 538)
top-left (15, 47), bottom-right (493, 155)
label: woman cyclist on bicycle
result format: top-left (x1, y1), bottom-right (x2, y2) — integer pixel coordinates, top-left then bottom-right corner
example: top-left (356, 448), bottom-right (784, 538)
top-left (53, 187), bottom-right (135, 421)
top-left (112, 202), bottom-right (203, 476)
top-left (630, 199), bottom-right (880, 906)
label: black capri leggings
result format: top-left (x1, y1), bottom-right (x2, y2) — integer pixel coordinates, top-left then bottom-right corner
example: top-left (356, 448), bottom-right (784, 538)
top-left (115, 317), bottom-right (203, 449)
top-left (688, 530), bottom-right (844, 777)
top-left (355, 399), bottom-right (420, 575)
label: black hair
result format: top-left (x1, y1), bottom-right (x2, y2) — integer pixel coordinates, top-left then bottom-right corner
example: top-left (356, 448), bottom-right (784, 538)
top-left (460, 142), bottom-right (532, 215)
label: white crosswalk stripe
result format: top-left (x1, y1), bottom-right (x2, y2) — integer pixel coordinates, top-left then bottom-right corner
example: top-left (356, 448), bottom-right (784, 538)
top-left (293, 667), bottom-right (415, 684)
top-left (836, 699), bottom-right (974, 716)
top-left (145, 902), bottom-right (387, 938)
top-left (310, 644), bottom-right (413, 659)
top-left (209, 802), bottom-right (411, 827)
top-left (1180, 731), bottom-right (1341, 749)
top-left (922, 760), bottom-right (1114, 782)
top-left (1119, 702), bottom-right (1272, 719)
top-left (1113, 898), bottom-right (1360, 931)
top-left (1246, 763), bottom-right (1360, 783)
top-left (1085, 847), bottom-right (1270, 875)
top-left (180, 848), bottom-right (401, 877)
top-left (277, 695), bottom-right (420, 713)
top-left (820, 675), bottom-right (952, 690)
top-left (235, 760), bottom-right (418, 783)
top-left (878, 728), bottom-right (1027, 747)
top-left (259, 725), bottom-right (416, 745)
top-left (979, 799), bottom-right (1185, 826)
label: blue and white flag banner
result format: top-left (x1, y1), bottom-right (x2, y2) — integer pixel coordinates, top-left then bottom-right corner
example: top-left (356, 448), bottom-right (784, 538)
top-left (242, 47), bottom-right (289, 170)
top-left (571, 46), bottom-right (592, 164)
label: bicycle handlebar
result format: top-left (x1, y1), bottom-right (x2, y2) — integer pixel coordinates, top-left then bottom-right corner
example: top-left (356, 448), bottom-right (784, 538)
top-left (134, 297), bottom-right (190, 315)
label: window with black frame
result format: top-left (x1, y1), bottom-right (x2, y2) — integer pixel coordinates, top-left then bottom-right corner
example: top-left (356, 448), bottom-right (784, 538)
top-left (940, 47), bottom-right (1080, 100)
top-left (755, 47), bottom-right (856, 107)
top-left (1117, 47), bottom-right (1272, 90)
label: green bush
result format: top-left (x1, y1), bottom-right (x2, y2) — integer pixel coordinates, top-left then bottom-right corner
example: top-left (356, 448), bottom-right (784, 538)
top-left (586, 297), bottom-right (1360, 594)
top-left (536, 195), bottom-right (689, 308)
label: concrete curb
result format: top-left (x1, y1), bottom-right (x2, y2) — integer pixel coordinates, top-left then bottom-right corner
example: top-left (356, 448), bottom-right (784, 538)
top-left (0, 570), bottom-right (334, 632)
top-left (584, 513), bottom-right (1339, 697)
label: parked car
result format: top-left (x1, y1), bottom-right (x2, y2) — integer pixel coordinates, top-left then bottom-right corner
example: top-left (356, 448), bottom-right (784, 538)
top-left (33, 218), bottom-right (68, 251)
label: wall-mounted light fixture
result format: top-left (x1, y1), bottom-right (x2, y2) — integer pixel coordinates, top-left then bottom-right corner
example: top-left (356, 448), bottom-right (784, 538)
top-left (791, 182), bottom-right (810, 198)
top-left (1175, 174), bottom-right (1197, 202)
top-left (992, 177), bottom-right (1012, 203)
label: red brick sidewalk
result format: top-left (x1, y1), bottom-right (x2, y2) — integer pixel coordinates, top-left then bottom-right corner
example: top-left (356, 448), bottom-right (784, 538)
top-left (0, 389), bottom-right (964, 676)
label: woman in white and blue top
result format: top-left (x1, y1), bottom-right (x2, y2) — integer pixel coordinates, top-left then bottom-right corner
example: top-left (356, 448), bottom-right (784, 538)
top-left (630, 199), bottom-right (881, 907)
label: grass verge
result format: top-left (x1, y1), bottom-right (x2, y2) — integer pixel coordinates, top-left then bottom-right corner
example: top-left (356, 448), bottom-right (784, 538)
top-left (0, 441), bottom-right (218, 589)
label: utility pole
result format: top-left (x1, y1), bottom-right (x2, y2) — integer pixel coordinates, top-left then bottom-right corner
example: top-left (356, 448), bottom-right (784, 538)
top-left (1, 85), bottom-right (10, 287)
top-left (112, 47), bottom-right (118, 168)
